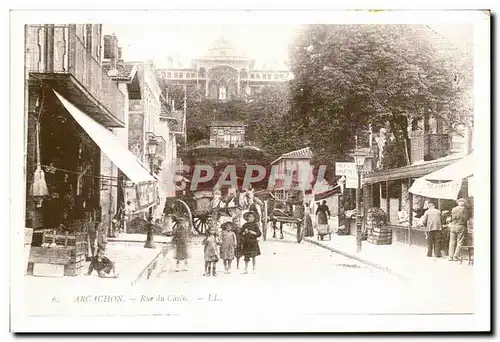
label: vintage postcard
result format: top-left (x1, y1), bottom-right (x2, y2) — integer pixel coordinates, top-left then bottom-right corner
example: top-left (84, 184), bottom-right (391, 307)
top-left (9, 9), bottom-right (490, 333)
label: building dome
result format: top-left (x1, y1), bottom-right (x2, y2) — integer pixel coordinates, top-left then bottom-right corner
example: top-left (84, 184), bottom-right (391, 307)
top-left (205, 37), bottom-right (240, 57)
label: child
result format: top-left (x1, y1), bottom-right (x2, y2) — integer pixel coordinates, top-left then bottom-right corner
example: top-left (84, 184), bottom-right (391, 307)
top-left (203, 226), bottom-right (221, 276)
top-left (220, 222), bottom-right (237, 274)
top-left (241, 211), bottom-right (262, 274)
top-left (172, 217), bottom-right (190, 272)
top-left (232, 216), bottom-right (243, 270)
top-left (86, 247), bottom-right (118, 278)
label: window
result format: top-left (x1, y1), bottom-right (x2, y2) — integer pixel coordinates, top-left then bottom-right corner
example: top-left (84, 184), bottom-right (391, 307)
top-left (167, 72), bottom-right (172, 78)
top-left (219, 87), bottom-right (227, 100)
top-left (174, 73), bottom-right (178, 78)
top-left (250, 74), bottom-right (254, 79)
top-left (274, 74), bottom-right (279, 79)
top-left (268, 74), bottom-right (272, 79)
top-left (191, 73), bottom-right (195, 78)
top-left (179, 73), bottom-right (184, 79)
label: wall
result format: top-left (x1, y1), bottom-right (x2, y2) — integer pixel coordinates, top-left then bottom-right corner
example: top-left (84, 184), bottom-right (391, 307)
top-left (410, 132), bottom-right (451, 163)
top-left (128, 100), bottom-right (144, 161)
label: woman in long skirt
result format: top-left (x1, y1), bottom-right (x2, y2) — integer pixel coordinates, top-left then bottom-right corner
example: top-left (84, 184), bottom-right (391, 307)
top-left (303, 202), bottom-right (314, 237)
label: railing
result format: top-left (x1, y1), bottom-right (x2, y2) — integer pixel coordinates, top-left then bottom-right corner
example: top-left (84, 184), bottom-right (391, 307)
top-left (25, 25), bottom-right (125, 124)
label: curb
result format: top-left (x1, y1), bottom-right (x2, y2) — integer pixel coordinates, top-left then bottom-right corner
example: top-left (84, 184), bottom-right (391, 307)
top-left (108, 239), bottom-right (171, 245)
top-left (131, 250), bottom-right (163, 286)
top-left (282, 229), bottom-right (406, 279)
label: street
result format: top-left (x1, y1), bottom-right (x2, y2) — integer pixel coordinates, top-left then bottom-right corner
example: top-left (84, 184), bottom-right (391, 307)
top-left (142, 233), bottom-right (475, 316)
top-left (23, 233), bottom-right (475, 319)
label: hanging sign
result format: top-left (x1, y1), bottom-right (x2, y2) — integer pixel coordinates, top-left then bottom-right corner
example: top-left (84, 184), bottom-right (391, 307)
top-left (409, 178), bottom-right (462, 200)
top-left (135, 181), bottom-right (157, 212)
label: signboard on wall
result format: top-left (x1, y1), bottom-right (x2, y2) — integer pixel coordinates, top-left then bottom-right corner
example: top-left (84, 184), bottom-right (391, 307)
top-left (335, 162), bottom-right (357, 178)
top-left (336, 162), bottom-right (362, 189)
top-left (135, 181), bottom-right (158, 212)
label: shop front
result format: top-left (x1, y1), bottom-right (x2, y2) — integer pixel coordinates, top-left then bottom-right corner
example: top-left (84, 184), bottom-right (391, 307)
top-left (26, 90), bottom-right (157, 276)
top-left (362, 154), bottom-right (469, 248)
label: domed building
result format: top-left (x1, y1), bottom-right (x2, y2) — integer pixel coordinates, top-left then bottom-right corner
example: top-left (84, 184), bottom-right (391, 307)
top-left (156, 37), bottom-right (291, 101)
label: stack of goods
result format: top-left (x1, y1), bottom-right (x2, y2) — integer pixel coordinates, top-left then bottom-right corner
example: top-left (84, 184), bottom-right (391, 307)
top-left (29, 223), bottom-right (89, 277)
top-left (366, 207), bottom-right (391, 245)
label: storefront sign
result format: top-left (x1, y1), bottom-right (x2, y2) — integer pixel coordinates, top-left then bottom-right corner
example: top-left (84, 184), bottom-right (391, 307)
top-left (335, 162), bottom-right (357, 178)
top-left (135, 181), bottom-right (158, 212)
top-left (409, 179), bottom-right (462, 200)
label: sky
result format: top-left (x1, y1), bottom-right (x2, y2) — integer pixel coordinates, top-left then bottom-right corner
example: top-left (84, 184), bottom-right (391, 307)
top-left (102, 24), bottom-right (300, 69)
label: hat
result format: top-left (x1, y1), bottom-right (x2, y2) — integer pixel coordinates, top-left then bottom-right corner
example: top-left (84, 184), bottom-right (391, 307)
top-left (456, 198), bottom-right (467, 205)
top-left (243, 210), bottom-right (260, 222)
top-left (220, 221), bottom-right (235, 230)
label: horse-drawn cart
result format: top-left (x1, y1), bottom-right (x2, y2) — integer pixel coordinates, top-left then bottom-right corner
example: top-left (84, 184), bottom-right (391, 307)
top-left (163, 188), bottom-right (265, 236)
top-left (255, 188), bottom-right (309, 243)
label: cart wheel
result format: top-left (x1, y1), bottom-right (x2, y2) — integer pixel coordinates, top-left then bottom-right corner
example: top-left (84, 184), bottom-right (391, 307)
top-left (164, 199), bottom-right (193, 232)
top-left (262, 200), bottom-right (268, 241)
top-left (193, 213), bottom-right (211, 235)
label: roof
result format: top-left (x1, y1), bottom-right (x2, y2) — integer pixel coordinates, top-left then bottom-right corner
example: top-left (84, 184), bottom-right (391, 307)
top-left (209, 121), bottom-right (246, 128)
top-left (363, 153), bottom-right (464, 184)
top-left (102, 60), bottom-right (137, 81)
top-left (271, 147), bottom-right (313, 165)
top-left (170, 110), bottom-right (186, 134)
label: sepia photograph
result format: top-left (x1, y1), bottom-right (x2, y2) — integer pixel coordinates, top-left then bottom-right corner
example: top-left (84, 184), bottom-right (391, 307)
top-left (9, 8), bottom-right (491, 333)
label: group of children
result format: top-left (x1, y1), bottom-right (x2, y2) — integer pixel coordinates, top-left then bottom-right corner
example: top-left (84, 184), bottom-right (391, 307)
top-left (172, 210), bottom-right (262, 277)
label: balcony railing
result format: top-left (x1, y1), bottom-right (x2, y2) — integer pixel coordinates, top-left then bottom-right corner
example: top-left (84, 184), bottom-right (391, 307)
top-left (25, 25), bottom-right (125, 126)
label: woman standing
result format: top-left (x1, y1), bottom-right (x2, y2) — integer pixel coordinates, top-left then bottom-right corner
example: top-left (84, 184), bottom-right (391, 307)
top-left (303, 202), bottom-right (314, 237)
top-left (241, 211), bottom-right (262, 274)
top-left (172, 217), bottom-right (190, 272)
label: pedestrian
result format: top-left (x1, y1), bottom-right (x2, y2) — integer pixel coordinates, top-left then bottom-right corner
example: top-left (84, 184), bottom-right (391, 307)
top-left (220, 221), bottom-right (237, 274)
top-left (419, 202), bottom-right (442, 258)
top-left (86, 246), bottom-right (118, 278)
top-left (304, 201), bottom-right (314, 237)
top-left (232, 216), bottom-right (244, 269)
top-left (203, 226), bottom-right (221, 276)
top-left (316, 200), bottom-right (331, 221)
top-left (241, 211), bottom-right (262, 274)
top-left (448, 198), bottom-right (471, 261)
top-left (172, 217), bottom-right (190, 272)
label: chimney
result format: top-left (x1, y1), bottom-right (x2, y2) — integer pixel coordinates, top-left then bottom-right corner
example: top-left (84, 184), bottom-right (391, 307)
top-left (118, 47), bottom-right (122, 61)
top-left (103, 34), bottom-right (119, 69)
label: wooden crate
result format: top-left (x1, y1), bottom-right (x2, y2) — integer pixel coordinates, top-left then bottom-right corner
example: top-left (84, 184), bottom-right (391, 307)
top-left (29, 246), bottom-right (73, 265)
top-left (33, 263), bottom-right (65, 277)
top-left (367, 237), bottom-right (392, 245)
top-left (64, 259), bottom-right (85, 276)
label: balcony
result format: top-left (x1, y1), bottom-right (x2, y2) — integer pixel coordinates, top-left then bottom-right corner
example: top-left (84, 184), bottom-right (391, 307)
top-left (25, 25), bottom-right (125, 127)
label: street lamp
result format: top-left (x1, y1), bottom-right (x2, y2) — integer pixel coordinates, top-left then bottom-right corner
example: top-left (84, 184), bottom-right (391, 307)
top-left (352, 148), bottom-right (372, 253)
top-left (144, 135), bottom-right (158, 249)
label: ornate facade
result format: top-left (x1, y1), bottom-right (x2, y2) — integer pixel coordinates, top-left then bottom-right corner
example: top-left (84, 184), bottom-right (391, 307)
top-left (156, 38), bottom-right (291, 101)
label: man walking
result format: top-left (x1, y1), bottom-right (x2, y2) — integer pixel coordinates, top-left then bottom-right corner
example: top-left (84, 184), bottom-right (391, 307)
top-left (448, 198), bottom-right (470, 261)
top-left (420, 202), bottom-right (442, 258)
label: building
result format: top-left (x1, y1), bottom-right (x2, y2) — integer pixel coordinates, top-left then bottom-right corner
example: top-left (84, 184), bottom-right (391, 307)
top-left (270, 147), bottom-right (314, 200)
top-left (123, 57), bottom-right (186, 220)
top-left (100, 34), bottom-right (142, 235)
top-left (358, 25), bottom-right (474, 248)
top-left (24, 24), bottom-right (157, 274)
top-left (208, 121), bottom-right (246, 148)
top-left (156, 37), bottom-right (291, 101)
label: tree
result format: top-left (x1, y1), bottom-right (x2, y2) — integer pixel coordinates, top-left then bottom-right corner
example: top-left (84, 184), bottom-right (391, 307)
top-left (287, 24), bottom-right (473, 166)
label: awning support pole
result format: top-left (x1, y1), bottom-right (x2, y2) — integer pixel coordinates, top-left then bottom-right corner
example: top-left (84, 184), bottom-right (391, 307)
top-left (408, 177), bottom-right (412, 246)
top-left (385, 181), bottom-right (390, 222)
